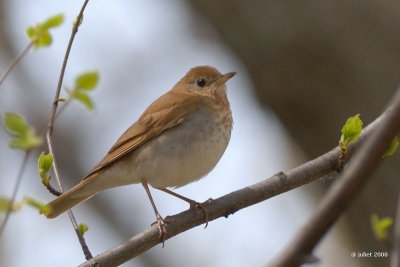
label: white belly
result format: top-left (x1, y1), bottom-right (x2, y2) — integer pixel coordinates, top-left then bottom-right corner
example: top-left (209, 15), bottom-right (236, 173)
top-left (101, 106), bottom-right (232, 188)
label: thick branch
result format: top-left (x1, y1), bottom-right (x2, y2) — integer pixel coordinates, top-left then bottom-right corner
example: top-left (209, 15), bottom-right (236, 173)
top-left (79, 103), bottom-right (386, 267)
top-left (270, 88), bottom-right (400, 267)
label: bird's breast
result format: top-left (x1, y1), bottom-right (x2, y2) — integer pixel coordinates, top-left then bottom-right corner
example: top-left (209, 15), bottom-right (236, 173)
top-left (129, 104), bottom-right (232, 188)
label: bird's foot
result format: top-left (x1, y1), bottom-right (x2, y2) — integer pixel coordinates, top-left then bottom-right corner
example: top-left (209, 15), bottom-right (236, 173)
top-left (189, 198), bottom-right (213, 228)
top-left (151, 214), bottom-right (168, 246)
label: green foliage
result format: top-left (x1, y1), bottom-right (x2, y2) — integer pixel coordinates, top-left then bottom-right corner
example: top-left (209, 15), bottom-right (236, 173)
top-left (0, 197), bottom-right (49, 215)
top-left (4, 112), bottom-right (29, 133)
top-left (38, 152), bottom-right (53, 186)
top-left (75, 72), bottom-right (99, 90)
top-left (78, 223), bottom-right (89, 235)
top-left (3, 113), bottom-right (42, 150)
top-left (24, 197), bottom-right (51, 216)
top-left (26, 14), bottom-right (64, 48)
top-left (70, 90), bottom-right (94, 110)
top-left (68, 71), bottom-right (99, 111)
top-left (0, 197), bottom-right (22, 213)
top-left (40, 14), bottom-right (64, 30)
top-left (371, 213), bottom-right (393, 241)
top-left (339, 114), bottom-right (363, 150)
top-left (383, 136), bottom-right (399, 158)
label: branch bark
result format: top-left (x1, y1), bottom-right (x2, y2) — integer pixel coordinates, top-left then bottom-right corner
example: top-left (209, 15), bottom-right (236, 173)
top-left (79, 99), bottom-right (389, 267)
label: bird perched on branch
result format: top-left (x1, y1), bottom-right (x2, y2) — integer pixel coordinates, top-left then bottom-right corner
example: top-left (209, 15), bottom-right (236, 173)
top-left (45, 65), bottom-right (236, 240)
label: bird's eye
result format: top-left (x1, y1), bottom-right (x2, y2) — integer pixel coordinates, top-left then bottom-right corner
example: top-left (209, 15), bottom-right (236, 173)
top-left (196, 78), bottom-right (206, 87)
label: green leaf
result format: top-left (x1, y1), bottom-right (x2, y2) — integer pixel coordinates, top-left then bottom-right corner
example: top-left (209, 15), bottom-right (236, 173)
top-left (75, 72), bottom-right (99, 90)
top-left (26, 27), bottom-right (36, 40)
top-left (25, 129), bottom-right (43, 147)
top-left (34, 31), bottom-right (52, 47)
top-left (66, 71), bottom-right (100, 111)
top-left (38, 152), bottom-right (53, 172)
top-left (26, 13), bottom-right (64, 48)
top-left (3, 113), bottom-right (42, 150)
top-left (71, 91), bottom-right (94, 111)
top-left (24, 197), bottom-right (51, 216)
top-left (4, 112), bottom-right (29, 135)
top-left (371, 213), bottom-right (393, 240)
top-left (9, 134), bottom-right (42, 150)
top-left (38, 152), bottom-right (53, 186)
top-left (78, 223), bottom-right (89, 235)
top-left (340, 114), bottom-right (363, 146)
top-left (383, 136), bottom-right (399, 158)
top-left (26, 25), bottom-right (51, 48)
top-left (40, 14), bottom-right (64, 31)
top-left (0, 197), bottom-right (22, 213)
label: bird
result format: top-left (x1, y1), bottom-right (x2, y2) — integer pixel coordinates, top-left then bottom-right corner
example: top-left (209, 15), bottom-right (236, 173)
top-left (45, 65), bottom-right (236, 239)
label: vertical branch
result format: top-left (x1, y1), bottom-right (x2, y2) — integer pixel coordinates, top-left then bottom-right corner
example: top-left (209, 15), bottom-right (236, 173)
top-left (45, 0), bottom-right (92, 260)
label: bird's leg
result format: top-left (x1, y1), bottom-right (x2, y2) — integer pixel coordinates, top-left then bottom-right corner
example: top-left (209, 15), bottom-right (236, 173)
top-left (156, 187), bottom-right (210, 228)
top-left (141, 179), bottom-right (167, 245)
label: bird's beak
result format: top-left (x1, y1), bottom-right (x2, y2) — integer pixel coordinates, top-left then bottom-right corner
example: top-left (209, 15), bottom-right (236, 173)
top-left (214, 71), bottom-right (237, 86)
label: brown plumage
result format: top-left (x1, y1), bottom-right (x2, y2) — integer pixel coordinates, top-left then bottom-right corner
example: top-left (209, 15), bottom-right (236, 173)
top-left (46, 66), bottom-right (235, 219)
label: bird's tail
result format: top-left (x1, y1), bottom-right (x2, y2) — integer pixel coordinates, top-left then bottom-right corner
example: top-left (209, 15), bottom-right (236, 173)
top-left (45, 177), bottom-right (98, 219)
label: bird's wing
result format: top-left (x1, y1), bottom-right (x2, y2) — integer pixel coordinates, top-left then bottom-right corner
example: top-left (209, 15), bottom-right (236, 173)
top-left (83, 91), bottom-right (205, 179)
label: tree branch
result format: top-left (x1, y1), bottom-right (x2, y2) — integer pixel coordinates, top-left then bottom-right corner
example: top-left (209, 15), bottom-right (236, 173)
top-left (78, 97), bottom-right (388, 267)
top-left (391, 193), bottom-right (400, 267)
top-left (0, 151), bottom-right (30, 236)
top-left (45, 0), bottom-right (92, 260)
top-left (0, 42), bottom-right (33, 87)
top-left (270, 88), bottom-right (400, 267)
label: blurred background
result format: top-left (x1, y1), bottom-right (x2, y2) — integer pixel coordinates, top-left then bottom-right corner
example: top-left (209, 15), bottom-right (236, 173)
top-left (1, 1), bottom-right (399, 266)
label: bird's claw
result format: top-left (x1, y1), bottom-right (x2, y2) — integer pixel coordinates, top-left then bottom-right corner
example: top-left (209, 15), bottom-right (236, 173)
top-left (151, 214), bottom-right (168, 246)
top-left (189, 201), bottom-right (210, 228)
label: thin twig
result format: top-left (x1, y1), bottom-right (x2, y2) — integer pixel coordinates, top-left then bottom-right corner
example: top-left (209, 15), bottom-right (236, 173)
top-left (269, 88), bottom-right (400, 267)
top-left (45, 183), bottom-right (62, 196)
top-left (78, 103), bottom-right (388, 267)
top-left (39, 98), bottom-right (72, 134)
top-left (42, 99), bottom-right (71, 197)
top-left (0, 42), bottom-right (33, 87)
top-left (0, 151), bottom-right (30, 236)
top-left (391, 193), bottom-right (400, 267)
top-left (45, 0), bottom-right (92, 260)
